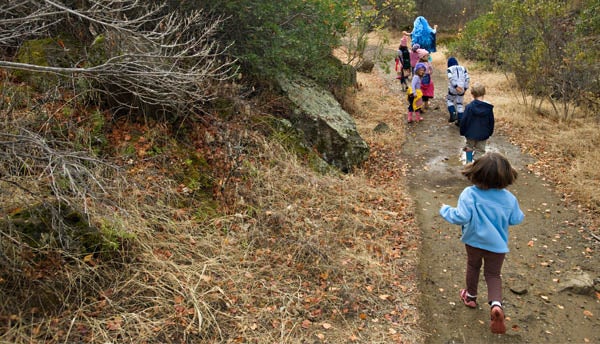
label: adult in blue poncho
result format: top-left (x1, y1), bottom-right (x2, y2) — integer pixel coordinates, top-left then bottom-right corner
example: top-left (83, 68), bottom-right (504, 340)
top-left (403, 16), bottom-right (437, 53)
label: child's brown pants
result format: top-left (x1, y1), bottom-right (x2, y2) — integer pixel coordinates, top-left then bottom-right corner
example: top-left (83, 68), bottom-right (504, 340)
top-left (465, 244), bottom-right (506, 303)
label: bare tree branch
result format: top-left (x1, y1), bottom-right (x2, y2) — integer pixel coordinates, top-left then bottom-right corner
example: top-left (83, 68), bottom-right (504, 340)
top-left (0, 1), bottom-right (61, 48)
top-left (0, 0), bottom-right (237, 117)
top-left (0, 129), bottom-right (118, 216)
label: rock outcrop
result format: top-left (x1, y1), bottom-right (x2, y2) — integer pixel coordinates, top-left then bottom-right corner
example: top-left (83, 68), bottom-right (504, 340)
top-left (277, 75), bottom-right (369, 172)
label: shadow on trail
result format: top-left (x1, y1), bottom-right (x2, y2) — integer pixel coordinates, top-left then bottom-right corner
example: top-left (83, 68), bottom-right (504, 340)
top-left (379, 58), bottom-right (599, 343)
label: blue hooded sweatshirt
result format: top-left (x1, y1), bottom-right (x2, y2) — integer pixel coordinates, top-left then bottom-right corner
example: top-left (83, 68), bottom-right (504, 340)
top-left (440, 186), bottom-right (524, 253)
top-left (460, 99), bottom-right (494, 140)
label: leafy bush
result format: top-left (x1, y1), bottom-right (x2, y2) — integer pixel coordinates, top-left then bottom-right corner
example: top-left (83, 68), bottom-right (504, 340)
top-left (185, 0), bottom-right (352, 87)
top-left (450, 13), bottom-right (501, 63)
top-left (452, 0), bottom-right (599, 120)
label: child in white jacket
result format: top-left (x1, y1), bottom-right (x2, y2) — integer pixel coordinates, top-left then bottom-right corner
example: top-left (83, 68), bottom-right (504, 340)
top-left (446, 57), bottom-right (469, 124)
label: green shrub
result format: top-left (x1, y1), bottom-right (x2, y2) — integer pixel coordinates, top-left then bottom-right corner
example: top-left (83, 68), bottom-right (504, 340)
top-left (451, 13), bottom-right (501, 63)
top-left (178, 0), bottom-right (351, 87)
top-left (454, 0), bottom-right (599, 119)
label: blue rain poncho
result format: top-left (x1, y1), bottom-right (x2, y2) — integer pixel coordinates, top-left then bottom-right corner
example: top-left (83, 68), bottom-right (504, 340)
top-left (410, 16), bottom-right (436, 53)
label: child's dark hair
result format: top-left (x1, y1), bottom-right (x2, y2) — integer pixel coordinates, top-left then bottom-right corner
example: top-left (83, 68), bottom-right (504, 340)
top-left (462, 152), bottom-right (518, 190)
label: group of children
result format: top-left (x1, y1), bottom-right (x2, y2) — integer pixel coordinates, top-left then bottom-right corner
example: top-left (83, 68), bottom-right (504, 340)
top-left (396, 38), bottom-right (494, 165)
top-left (395, 32), bottom-right (523, 336)
top-left (394, 36), bottom-right (435, 123)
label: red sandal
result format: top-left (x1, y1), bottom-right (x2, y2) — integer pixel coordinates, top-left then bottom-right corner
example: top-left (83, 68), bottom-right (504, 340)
top-left (490, 305), bottom-right (506, 334)
top-left (459, 289), bottom-right (477, 308)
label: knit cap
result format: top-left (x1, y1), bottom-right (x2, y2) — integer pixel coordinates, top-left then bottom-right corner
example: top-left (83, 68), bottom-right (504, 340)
top-left (415, 62), bottom-right (427, 71)
top-left (417, 49), bottom-right (429, 59)
top-left (447, 57), bottom-right (458, 67)
top-left (411, 43), bottom-right (420, 52)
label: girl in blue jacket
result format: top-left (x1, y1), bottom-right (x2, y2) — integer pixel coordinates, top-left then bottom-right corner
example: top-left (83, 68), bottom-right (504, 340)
top-left (439, 152), bottom-right (524, 334)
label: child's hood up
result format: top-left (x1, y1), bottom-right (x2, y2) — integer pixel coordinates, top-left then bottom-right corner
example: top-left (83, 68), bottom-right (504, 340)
top-left (469, 99), bottom-right (494, 116)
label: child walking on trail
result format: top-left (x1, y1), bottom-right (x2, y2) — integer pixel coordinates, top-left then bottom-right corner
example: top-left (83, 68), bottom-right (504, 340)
top-left (406, 62), bottom-right (427, 123)
top-left (446, 57), bottom-right (470, 124)
top-left (460, 83), bottom-right (494, 162)
top-left (417, 49), bottom-right (434, 111)
top-left (409, 43), bottom-right (421, 76)
top-left (439, 152), bottom-right (525, 334)
top-left (395, 35), bottom-right (412, 92)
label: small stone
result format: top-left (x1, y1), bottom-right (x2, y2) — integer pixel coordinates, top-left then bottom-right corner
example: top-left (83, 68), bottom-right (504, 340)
top-left (558, 271), bottom-right (594, 295)
top-left (373, 122), bottom-right (391, 133)
top-left (509, 278), bottom-right (529, 295)
top-left (510, 286), bottom-right (528, 295)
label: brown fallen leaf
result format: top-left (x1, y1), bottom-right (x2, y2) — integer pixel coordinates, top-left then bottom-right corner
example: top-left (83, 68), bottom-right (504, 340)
top-left (83, 254), bottom-right (96, 266)
top-left (301, 319), bottom-right (312, 329)
top-left (106, 317), bottom-right (122, 331)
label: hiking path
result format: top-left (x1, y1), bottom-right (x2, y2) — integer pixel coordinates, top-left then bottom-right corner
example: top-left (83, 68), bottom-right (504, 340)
top-left (376, 50), bottom-right (599, 343)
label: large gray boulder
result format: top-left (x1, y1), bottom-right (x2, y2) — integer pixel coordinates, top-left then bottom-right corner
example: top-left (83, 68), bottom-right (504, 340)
top-left (277, 75), bottom-right (369, 172)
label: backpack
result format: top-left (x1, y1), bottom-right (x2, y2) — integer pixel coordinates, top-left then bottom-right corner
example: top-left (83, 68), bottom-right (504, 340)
top-left (399, 48), bottom-right (411, 69)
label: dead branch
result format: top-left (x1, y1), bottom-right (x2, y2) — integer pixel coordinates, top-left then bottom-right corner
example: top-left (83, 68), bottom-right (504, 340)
top-left (0, 129), bottom-right (120, 220)
top-left (0, 0), bottom-right (237, 116)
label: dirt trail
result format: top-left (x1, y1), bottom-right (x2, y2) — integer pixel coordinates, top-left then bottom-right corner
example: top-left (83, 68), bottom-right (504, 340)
top-left (377, 54), bottom-right (599, 343)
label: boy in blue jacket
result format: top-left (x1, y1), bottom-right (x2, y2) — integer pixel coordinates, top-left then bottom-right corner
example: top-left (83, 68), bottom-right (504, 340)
top-left (440, 152), bottom-right (524, 334)
top-left (460, 83), bottom-right (494, 162)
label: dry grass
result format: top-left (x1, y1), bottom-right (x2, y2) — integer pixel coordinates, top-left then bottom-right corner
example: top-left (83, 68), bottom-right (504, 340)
top-left (1, 65), bottom-right (424, 342)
